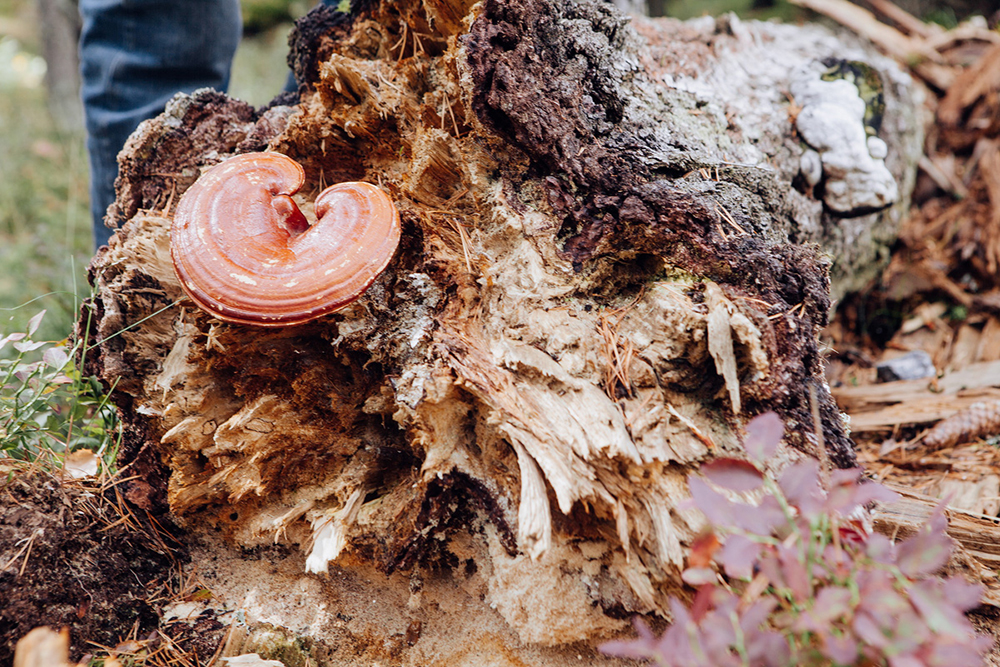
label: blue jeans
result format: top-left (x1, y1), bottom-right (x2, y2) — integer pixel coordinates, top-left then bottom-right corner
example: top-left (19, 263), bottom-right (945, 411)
top-left (79, 0), bottom-right (243, 248)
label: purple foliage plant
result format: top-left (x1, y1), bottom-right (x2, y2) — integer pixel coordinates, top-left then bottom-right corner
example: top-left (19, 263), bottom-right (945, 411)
top-left (600, 412), bottom-right (990, 667)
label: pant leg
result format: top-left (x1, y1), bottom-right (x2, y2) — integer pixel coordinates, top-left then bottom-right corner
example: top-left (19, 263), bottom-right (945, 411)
top-left (79, 0), bottom-right (242, 248)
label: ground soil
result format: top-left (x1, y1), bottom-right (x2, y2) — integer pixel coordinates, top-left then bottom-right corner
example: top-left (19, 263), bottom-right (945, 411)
top-left (0, 465), bottom-right (189, 665)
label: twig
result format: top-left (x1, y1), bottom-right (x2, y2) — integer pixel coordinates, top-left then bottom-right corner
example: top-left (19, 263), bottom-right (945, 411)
top-left (2, 528), bottom-right (41, 575)
top-left (918, 155), bottom-right (968, 200)
top-left (667, 404), bottom-right (716, 449)
top-left (866, 0), bottom-right (941, 39)
top-left (714, 203), bottom-right (747, 235)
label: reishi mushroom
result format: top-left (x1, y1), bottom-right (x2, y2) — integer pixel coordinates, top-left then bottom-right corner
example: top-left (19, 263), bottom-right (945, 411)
top-left (170, 152), bottom-right (400, 327)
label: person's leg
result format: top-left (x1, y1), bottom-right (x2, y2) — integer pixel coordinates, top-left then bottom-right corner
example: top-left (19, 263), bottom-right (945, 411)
top-left (79, 0), bottom-right (242, 248)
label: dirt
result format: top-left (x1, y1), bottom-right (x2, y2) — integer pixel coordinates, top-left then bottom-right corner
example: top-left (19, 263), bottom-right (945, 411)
top-left (0, 466), bottom-right (178, 664)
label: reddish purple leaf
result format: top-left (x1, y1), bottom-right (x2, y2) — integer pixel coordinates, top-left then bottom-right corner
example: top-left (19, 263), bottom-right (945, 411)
top-left (745, 630), bottom-right (791, 667)
top-left (690, 585), bottom-right (717, 624)
top-left (941, 576), bottom-right (984, 612)
top-left (812, 586), bottom-right (852, 624)
top-left (856, 570), bottom-right (907, 622)
top-left (688, 476), bottom-right (738, 529)
top-left (865, 533), bottom-right (895, 564)
top-left (26, 310), bottom-right (46, 336)
top-left (757, 551), bottom-right (784, 592)
top-left (852, 611), bottom-right (891, 650)
top-left (13, 339), bottom-right (46, 353)
top-left (739, 598), bottom-right (778, 634)
top-left (42, 346), bottom-right (69, 369)
top-left (668, 596), bottom-right (692, 628)
top-left (826, 470), bottom-right (900, 516)
top-left (656, 624), bottom-right (696, 666)
top-left (778, 544), bottom-right (811, 602)
top-left (852, 481), bottom-right (900, 507)
top-left (719, 534), bottom-right (760, 580)
top-left (820, 630), bottom-right (859, 665)
top-left (634, 615), bottom-right (656, 641)
top-left (888, 609), bottom-right (926, 654)
top-left (597, 638), bottom-right (652, 661)
top-left (830, 467), bottom-right (864, 485)
top-left (888, 654), bottom-right (926, 667)
top-left (822, 543), bottom-right (852, 578)
top-left (823, 468), bottom-right (864, 514)
top-left (743, 411), bottom-right (784, 463)
top-left (599, 617), bottom-right (659, 660)
top-left (697, 616), bottom-right (739, 666)
top-left (896, 511), bottom-right (951, 578)
top-left (925, 638), bottom-right (992, 667)
top-left (731, 495), bottom-right (787, 535)
top-left (777, 459), bottom-right (824, 516)
top-left (702, 458), bottom-right (764, 493)
top-left (909, 579), bottom-right (979, 637)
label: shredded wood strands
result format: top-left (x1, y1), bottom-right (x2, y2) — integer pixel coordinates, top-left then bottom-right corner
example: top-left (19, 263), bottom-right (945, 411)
top-left (921, 399), bottom-right (1000, 450)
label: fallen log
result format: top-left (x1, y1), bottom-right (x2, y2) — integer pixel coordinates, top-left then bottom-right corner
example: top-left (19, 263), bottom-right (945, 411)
top-left (81, 0), bottom-right (923, 662)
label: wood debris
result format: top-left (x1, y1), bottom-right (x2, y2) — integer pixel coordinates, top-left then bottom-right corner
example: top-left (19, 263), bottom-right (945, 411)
top-left (790, 0), bottom-right (999, 92)
top-left (815, 0), bottom-right (1000, 590)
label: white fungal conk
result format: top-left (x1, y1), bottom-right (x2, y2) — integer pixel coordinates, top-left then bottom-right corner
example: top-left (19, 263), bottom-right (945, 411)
top-left (791, 70), bottom-right (898, 213)
top-left (799, 149), bottom-right (823, 188)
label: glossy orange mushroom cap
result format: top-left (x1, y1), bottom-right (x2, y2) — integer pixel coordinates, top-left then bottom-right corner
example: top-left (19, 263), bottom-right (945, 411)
top-left (170, 152), bottom-right (401, 326)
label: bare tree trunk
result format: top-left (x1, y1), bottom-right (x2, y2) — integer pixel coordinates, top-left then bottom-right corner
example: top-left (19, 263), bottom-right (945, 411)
top-left (36, 0), bottom-right (82, 132)
top-left (82, 0), bottom-right (921, 663)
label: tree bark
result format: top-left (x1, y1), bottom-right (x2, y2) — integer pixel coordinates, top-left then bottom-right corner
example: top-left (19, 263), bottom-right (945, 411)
top-left (82, 0), bottom-right (922, 663)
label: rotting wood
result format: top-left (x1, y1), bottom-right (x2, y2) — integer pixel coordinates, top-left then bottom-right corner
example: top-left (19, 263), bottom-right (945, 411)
top-left (846, 388), bottom-right (1000, 432)
top-left (832, 359), bottom-right (1000, 431)
top-left (80, 0), bottom-right (925, 662)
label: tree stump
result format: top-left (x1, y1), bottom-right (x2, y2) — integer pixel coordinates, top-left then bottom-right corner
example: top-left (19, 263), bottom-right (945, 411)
top-left (83, 0), bottom-right (922, 663)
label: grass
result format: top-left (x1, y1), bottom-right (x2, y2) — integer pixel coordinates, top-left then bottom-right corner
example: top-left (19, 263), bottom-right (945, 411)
top-left (0, 309), bottom-right (120, 465)
top-left (230, 21), bottom-right (299, 106)
top-left (656, 0), bottom-right (807, 21)
top-left (0, 40), bottom-right (91, 344)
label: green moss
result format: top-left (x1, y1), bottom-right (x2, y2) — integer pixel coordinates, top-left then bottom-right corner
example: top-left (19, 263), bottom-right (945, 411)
top-left (241, 624), bottom-right (316, 667)
top-left (820, 60), bottom-right (886, 135)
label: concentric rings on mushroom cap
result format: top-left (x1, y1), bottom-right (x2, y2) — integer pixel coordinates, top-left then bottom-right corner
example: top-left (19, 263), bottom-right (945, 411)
top-left (170, 152), bottom-right (401, 327)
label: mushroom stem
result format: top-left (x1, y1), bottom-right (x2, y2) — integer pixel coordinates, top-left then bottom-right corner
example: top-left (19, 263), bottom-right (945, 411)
top-left (272, 194), bottom-right (310, 236)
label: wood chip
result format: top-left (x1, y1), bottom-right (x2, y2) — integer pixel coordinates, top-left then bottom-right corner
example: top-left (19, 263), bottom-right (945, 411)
top-left (834, 359), bottom-right (1000, 409)
top-left (938, 43), bottom-right (1000, 126)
